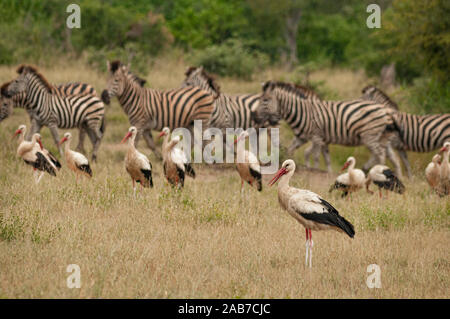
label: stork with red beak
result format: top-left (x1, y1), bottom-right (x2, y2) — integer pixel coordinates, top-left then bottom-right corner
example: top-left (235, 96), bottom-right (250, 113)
top-left (159, 127), bottom-right (195, 188)
top-left (233, 130), bottom-right (262, 192)
top-left (438, 142), bottom-right (450, 195)
top-left (121, 126), bottom-right (153, 196)
top-left (269, 159), bottom-right (355, 268)
top-left (329, 156), bottom-right (366, 198)
top-left (365, 164), bottom-right (405, 198)
top-left (14, 125), bottom-right (61, 183)
top-left (59, 132), bottom-right (92, 182)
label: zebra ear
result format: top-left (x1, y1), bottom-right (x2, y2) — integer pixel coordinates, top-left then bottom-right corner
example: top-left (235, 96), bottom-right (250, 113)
top-left (106, 60), bottom-right (110, 71)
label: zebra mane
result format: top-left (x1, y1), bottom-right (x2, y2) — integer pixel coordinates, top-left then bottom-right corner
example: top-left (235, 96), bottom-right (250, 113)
top-left (362, 85), bottom-right (398, 109)
top-left (16, 65), bottom-right (53, 93)
top-left (0, 81), bottom-right (12, 98)
top-left (262, 81), bottom-right (309, 99)
top-left (110, 60), bottom-right (146, 87)
top-left (293, 84), bottom-right (322, 100)
top-left (185, 66), bottom-right (221, 97)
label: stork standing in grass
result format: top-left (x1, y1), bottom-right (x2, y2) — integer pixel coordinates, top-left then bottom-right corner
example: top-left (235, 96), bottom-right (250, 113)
top-left (438, 142), bottom-right (450, 195)
top-left (159, 127), bottom-right (195, 188)
top-left (121, 126), bottom-right (153, 195)
top-left (233, 130), bottom-right (262, 192)
top-left (365, 164), bottom-right (405, 198)
top-left (269, 159), bottom-right (355, 268)
top-left (59, 132), bottom-right (92, 182)
top-left (425, 154), bottom-right (441, 193)
top-left (329, 156), bottom-right (366, 198)
top-left (14, 125), bottom-right (61, 183)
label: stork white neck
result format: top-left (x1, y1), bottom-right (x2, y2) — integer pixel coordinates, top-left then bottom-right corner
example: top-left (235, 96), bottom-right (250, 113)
top-left (277, 169), bottom-right (294, 190)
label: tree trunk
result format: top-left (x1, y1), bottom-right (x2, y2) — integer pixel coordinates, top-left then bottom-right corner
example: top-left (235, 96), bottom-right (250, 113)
top-left (284, 9), bottom-right (301, 70)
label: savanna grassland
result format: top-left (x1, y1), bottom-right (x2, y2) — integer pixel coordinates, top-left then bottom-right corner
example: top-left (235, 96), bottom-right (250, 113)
top-left (0, 59), bottom-right (448, 298)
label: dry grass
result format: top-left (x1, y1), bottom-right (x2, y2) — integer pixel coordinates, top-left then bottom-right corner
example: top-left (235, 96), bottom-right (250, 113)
top-left (0, 61), bottom-right (448, 298)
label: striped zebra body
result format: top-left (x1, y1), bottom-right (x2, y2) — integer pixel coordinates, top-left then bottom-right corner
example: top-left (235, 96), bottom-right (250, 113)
top-left (394, 112), bottom-right (450, 152)
top-left (103, 61), bottom-right (215, 159)
top-left (361, 85), bottom-right (449, 177)
top-left (253, 81), bottom-right (399, 173)
top-left (6, 65), bottom-right (105, 161)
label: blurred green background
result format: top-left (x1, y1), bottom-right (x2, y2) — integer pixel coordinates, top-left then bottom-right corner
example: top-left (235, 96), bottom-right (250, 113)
top-left (0, 0), bottom-right (448, 112)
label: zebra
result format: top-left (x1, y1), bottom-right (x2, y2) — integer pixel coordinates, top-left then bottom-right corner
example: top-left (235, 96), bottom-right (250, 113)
top-left (252, 81), bottom-right (401, 175)
top-left (1, 81), bottom-right (100, 155)
top-left (182, 66), bottom-right (260, 131)
top-left (361, 85), bottom-right (450, 177)
top-left (6, 65), bottom-right (105, 161)
top-left (101, 61), bottom-right (215, 159)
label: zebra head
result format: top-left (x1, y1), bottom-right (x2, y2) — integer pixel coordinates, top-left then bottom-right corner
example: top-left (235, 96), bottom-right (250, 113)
top-left (103, 60), bottom-right (130, 103)
top-left (252, 81), bottom-right (281, 126)
top-left (0, 82), bottom-right (13, 122)
top-left (182, 66), bottom-right (220, 99)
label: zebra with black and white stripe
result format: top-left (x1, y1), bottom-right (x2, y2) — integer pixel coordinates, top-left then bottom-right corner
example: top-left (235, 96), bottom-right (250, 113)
top-left (252, 81), bottom-right (401, 174)
top-left (6, 65), bottom-right (105, 161)
top-left (101, 61), bottom-right (215, 159)
top-left (1, 81), bottom-right (99, 155)
top-left (181, 66), bottom-right (260, 132)
top-left (361, 85), bottom-right (450, 177)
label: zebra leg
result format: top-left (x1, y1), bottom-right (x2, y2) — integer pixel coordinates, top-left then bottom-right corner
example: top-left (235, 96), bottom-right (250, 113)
top-left (397, 149), bottom-right (412, 179)
top-left (27, 118), bottom-right (41, 141)
top-left (304, 144), bottom-right (313, 168)
top-left (142, 129), bottom-right (162, 160)
top-left (288, 136), bottom-right (307, 154)
top-left (322, 144), bottom-right (332, 172)
top-left (386, 144), bottom-right (403, 179)
top-left (48, 124), bottom-right (63, 156)
top-left (362, 142), bottom-right (386, 173)
top-left (76, 127), bottom-right (87, 155)
top-left (86, 126), bottom-right (102, 162)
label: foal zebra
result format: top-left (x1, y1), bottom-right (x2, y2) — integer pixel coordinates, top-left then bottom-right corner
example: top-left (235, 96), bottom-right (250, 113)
top-left (102, 61), bottom-right (215, 159)
top-left (362, 85), bottom-right (450, 177)
top-left (6, 65), bottom-right (105, 161)
top-left (252, 81), bottom-right (401, 174)
top-left (1, 81), bottom-right (99, 154)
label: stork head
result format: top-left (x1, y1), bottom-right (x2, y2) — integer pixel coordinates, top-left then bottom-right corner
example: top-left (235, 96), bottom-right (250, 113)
top-left (121, 126), bottom-right (137, 144)
top-left (158, 127), bottom-right (170, 139)
top-left (33, 133), bottom-right (43, 150)
top-left (234, 130), bottom-right (249, 144)
top-left (432, 154), bottom-right (441, 165)
top-left (59, 132), bottom-right (72, 145)
top-left (341, 156), bottom-right (355, 172)
top-left (269, 159), bottom-right (296, 186)
top-left (14, 124), bottom-right (26, 137)
top-left (440, 141), bottom-right (450, 154)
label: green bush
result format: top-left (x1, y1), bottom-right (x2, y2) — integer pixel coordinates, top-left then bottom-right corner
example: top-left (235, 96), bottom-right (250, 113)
top-left (188, 39), bottom-right (269, 79)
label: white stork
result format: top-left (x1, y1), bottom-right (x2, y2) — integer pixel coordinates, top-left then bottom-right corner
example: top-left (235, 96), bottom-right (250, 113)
top-left (121, 126), bottom-right (153, 195)
top-left (14, 125), bottom-right (61, 183)
top-left (234, 130), bottom-right (262, 192)
top-left (159, 127), bottom-right (195, 188)
top-left (438, 142), bottom-right (450, 195)
top-left (329, 156), bottom-right (366, 198)
top-left (366, 164), bottom-right (405, 198)
top-left (425, 154), bottom-right (441, 192)
top-left (269, 159), bottom-right (355, 268)
top-left (59, 132), bottom-right (92, 182)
